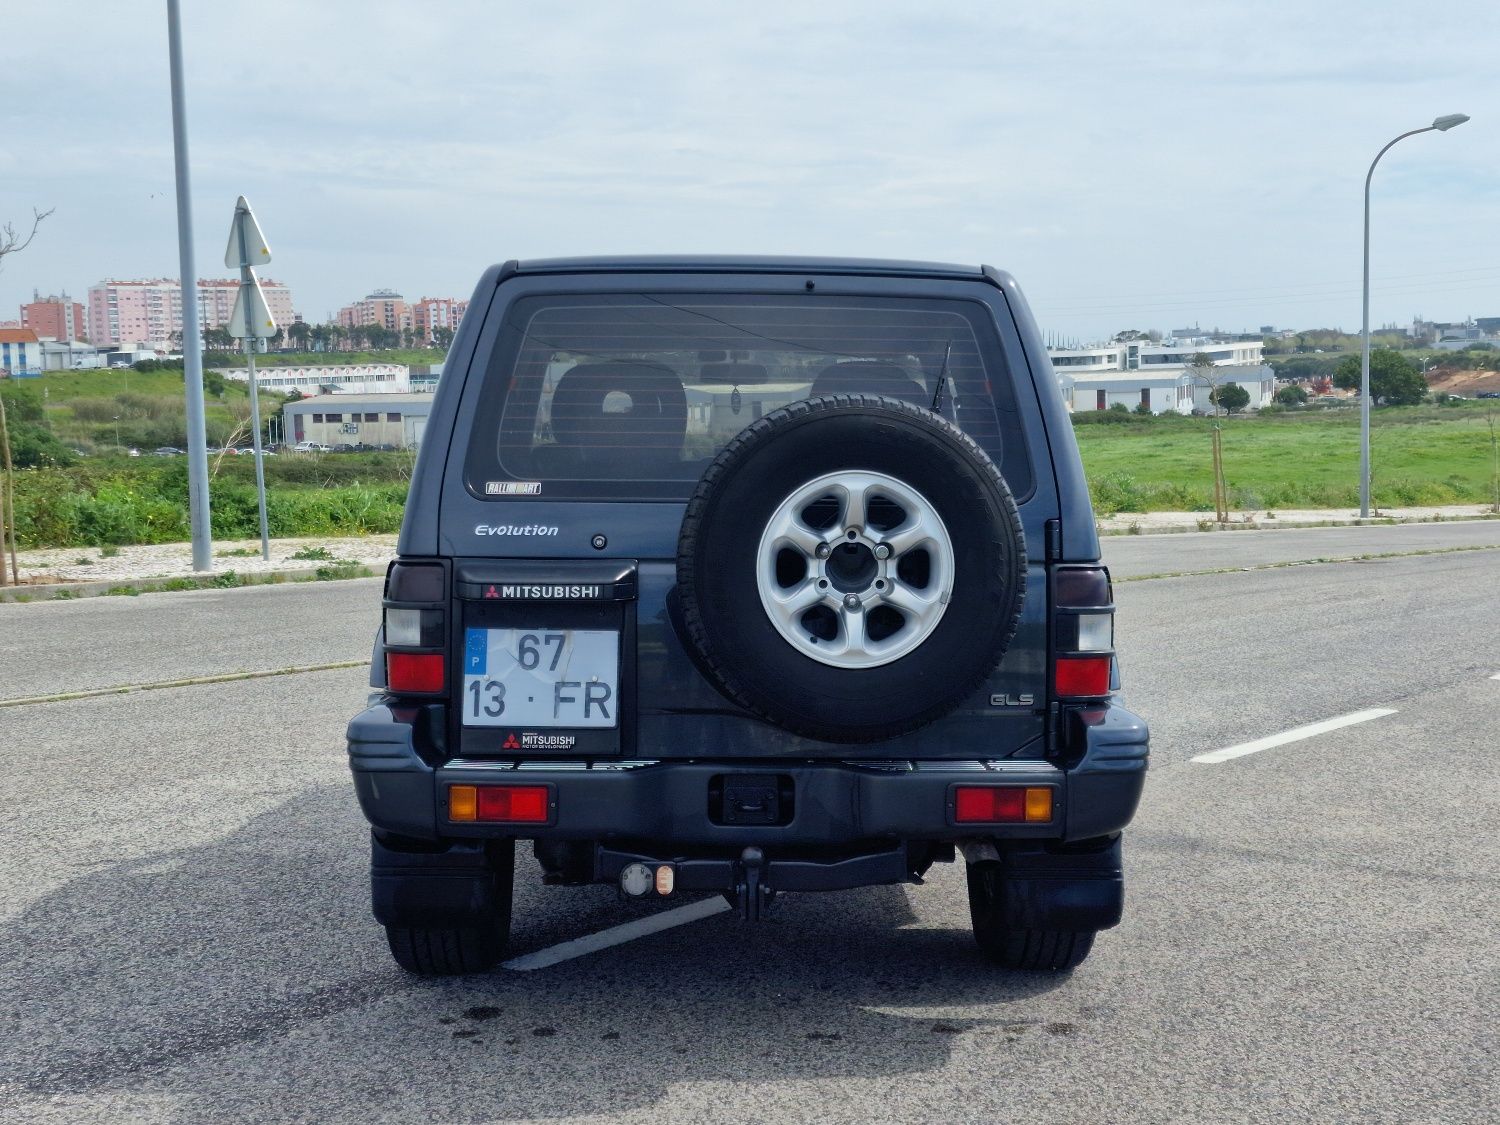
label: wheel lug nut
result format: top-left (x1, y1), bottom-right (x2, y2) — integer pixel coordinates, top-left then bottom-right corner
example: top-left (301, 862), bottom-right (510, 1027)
top-left (815, 543), bottom-right (831, 559)
top-left (874, 544), bottom-right (891, 559)
top-left (843, 593), bottom-right (861, 609)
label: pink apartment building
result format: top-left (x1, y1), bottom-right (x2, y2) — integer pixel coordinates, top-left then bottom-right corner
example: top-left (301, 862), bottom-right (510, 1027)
top-left (410, 296), bottom-right (467, 343)
top-left (21, 292), bottom-right (88, 342)
top-left (87, 278), bottom-right (297, 347)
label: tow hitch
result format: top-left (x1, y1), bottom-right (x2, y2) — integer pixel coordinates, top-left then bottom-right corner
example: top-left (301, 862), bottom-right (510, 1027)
top-left (734, 846), bottom-right (775, 921)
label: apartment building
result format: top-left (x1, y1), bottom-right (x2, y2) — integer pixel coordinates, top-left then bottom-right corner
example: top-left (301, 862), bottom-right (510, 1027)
top-left (337, 290), bottom-right (409, 331)
top-left (409, 296), bottom-right (467, 343)
top-left (86, 278), bottom-right (297, 347)
top-left (20, 292), bottom-right (88, 342)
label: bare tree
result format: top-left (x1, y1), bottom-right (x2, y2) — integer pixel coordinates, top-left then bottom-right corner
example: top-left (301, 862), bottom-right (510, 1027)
top-left (0, 207), bottom-right (55, 275)
top-left (1183, 352), bottom-right (1231, 521)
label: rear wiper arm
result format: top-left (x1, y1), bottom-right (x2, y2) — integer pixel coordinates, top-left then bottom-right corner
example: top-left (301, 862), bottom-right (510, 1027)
top-left (931, 342), bottom-right (952, 413)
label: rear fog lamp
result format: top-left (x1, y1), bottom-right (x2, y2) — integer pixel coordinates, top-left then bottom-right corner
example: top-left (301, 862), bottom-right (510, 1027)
top-left (954, 786), bottom-right (1053, 824)
top-left (386, 651), bottom-right (445, 693)
top-left (1054, 655), bottom-right (1111, 698)
top-left (1074, 612), bottom-right (1114, 652)
top-left (384, 607), bottom-right (444, 647)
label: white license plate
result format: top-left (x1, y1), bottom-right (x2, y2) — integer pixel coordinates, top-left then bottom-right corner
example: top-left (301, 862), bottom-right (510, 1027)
top-left (461, 627), bottom-right (619, 728)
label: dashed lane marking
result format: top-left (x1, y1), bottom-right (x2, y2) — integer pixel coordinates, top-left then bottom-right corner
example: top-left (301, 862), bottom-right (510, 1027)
top-left (1192, 708), bottom-right (1398, 764)
top-left (503, 896), bottom-right (732, 971)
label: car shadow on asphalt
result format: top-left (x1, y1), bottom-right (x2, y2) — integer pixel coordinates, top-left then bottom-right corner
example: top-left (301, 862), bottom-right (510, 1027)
top-left (1, 786), bottom-right (1076, 1120)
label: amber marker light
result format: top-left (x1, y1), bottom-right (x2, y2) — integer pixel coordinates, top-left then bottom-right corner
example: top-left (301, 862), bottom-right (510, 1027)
top-left (1024, 787), bottom-right (1053, 823)
top-left (448, 784), bottom-right (478, 822)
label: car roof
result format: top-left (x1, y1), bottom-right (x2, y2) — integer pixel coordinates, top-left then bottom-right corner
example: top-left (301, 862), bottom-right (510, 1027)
top-left (513, 255), bottom-right (986, 279)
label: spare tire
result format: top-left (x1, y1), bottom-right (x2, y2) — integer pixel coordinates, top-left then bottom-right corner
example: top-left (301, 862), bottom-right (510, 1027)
top-left (676, 394), bottom-right (1025, 743)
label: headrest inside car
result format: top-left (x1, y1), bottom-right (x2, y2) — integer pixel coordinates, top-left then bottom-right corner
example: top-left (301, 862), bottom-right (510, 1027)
top-left (809, 360), bottom-right (929, 406)
top-left (550, 361), bottom-right (688, 449)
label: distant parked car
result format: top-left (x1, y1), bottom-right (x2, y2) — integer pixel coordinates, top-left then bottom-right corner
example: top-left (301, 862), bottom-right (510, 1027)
top-left (1477, 391), bottom-right (1500, 399)
top-left (293, 441), bottom-right (331, 453)
top-left (152, 446), bottom-right (183, 456)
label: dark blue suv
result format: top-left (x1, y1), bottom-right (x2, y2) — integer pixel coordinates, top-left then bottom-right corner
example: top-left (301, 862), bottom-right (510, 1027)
top-left (347, 257), bottom-right (1148, 974)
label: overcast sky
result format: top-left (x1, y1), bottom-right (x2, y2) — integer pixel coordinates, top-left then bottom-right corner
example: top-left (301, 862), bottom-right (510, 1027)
top-left (3, 1), bottom-right (1496, 342)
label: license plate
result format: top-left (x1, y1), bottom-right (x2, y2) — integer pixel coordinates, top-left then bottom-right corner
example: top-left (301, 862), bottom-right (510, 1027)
top-left (461, 628), bottom-right (619, 728)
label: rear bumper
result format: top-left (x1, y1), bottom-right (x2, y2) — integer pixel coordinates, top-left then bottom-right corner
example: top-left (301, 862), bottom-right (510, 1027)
top-left (347, 701), bottom-right (1148, 848)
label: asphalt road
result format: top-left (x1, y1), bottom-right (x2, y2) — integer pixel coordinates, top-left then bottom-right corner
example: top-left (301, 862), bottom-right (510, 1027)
top-left (2, 523), bottom-right (1497, 1123)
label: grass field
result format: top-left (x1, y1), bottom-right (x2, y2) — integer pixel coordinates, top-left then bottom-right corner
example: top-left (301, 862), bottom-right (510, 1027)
top-left (9, 388), bottom-right (1499, 547)
top-left (26, 367), bottom-right (284, 451)
top-left (209, 348), bottom-right (445, 368)
top-left (1075, 404), bottom-right (1500, 512)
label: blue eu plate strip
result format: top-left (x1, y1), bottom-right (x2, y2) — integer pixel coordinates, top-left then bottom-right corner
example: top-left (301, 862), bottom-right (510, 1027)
top-left (465, 628), bottom-right (487, 674)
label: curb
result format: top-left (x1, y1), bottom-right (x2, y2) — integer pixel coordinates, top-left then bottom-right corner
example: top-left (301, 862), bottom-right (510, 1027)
top-left (1097, 512), bottom-right (1500, 537)
top-left (0, 563), bottom-right (379, 604)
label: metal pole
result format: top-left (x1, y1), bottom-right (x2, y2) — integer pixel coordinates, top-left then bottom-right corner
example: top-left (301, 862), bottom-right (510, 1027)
top-left (166, 0), bottom-right (213, 569)
top-left (244, 339), bottom-right (271, 560)
top-left (1361, 126), bottom-right (1433, 518)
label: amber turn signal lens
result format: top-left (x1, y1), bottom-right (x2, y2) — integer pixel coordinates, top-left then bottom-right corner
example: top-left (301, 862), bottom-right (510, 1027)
top-left (448, 784), bottom-right (478, 822)
top-left (1024, 787), bottom-right (1053, 822)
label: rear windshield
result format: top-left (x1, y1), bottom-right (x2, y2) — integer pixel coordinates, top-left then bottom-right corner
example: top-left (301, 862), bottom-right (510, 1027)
top-left (464, 292), bottom-right (1031, 501)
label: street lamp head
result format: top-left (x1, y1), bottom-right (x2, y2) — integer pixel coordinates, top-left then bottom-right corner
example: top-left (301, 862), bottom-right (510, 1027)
top-left (1432, 113), bottom-right (1470, 131)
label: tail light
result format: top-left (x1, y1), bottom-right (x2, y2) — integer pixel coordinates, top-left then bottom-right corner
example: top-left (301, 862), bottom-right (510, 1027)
top-left (447, 784), bottom-right (552, 824)
top-left (382, 560), bottom-right (448, 696)
top-left (1053, 565), bottom-right (1114, 700)
top-left (952, 786), bottom-right (1054, 824)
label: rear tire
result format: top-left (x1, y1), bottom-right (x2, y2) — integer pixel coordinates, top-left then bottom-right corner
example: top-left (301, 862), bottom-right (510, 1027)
top-left (382, 840), bottom-right (516, 975)
top-left (966, 862), bottom-right (1097, 972)
top-left (385, 923), bottom-right (508, 975)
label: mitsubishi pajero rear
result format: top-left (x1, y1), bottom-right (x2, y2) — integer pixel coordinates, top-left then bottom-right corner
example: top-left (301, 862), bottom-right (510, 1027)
top-left (347, 257), bottom-right (1148, 974)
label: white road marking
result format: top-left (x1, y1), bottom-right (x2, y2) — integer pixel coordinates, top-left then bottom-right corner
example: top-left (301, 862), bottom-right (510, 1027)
top-left (1192, 708), bottom-right (1398, 764)
top-left (503, 896), bottom-right (732, 971)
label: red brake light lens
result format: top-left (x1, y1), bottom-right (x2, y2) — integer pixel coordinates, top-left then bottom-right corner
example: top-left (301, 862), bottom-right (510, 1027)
top-left (956, 787), bottom-right (1025, 822)
top-left (474, 785), bottom-right (550, 823)
top-left (1055, 655), bottom-right (1111, 697)
top-left (386, 651), bottom-right (445, 693)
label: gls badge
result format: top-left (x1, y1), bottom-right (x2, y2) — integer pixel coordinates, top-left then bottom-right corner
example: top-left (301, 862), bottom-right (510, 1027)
top-left (990, 693), bottom-right (1035, 708)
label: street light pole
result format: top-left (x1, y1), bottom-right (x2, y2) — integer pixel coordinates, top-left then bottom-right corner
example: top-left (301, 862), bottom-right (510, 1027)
top-left (166, 0), bottom-right (213, 569)
top-left (1360, 113), bottom-right (1469, 518)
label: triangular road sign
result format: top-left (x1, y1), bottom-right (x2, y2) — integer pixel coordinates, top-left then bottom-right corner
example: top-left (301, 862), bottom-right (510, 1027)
top-left (224, 195), bottom-right (272, 269)
top-left (228, 273), bottom-right (277, 339)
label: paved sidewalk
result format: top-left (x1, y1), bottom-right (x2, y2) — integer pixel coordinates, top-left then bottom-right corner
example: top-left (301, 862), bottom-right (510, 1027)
top-left (1096, 503), bottom-right (1497, 534)
top-left (7, 534), bottom-right (398, 587)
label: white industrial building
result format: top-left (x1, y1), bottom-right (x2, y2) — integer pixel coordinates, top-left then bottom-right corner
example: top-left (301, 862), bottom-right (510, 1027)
top-left (1049, 338), bottom-right (1273, 414)
top-left (220, 362), bottom-right (411, 397)
top-left (282, 393), bottom-right (434, 449)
